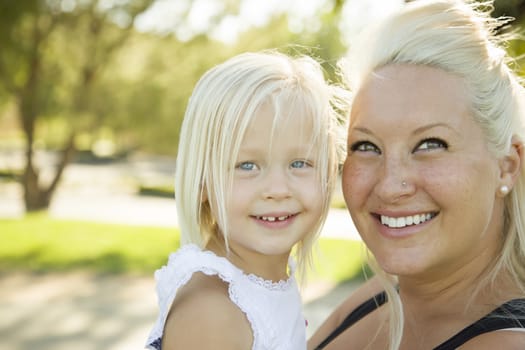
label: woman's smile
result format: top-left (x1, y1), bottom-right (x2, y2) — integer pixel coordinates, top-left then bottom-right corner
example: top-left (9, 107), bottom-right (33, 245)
top-left (378, 212), bottom-right (438, 228)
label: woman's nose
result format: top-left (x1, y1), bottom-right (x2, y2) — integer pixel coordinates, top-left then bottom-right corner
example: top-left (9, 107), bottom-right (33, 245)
top-left (374, 157), bottom-right (415, 203)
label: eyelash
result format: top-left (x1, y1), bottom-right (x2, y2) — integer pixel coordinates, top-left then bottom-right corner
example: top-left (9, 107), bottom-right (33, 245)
top-left (236, 162), bottom-right (258, 171)
top-left (350, 141), bottom-right (380, 154)
top-left (349, 137), bottom-right (448, 154)
top-left (235, 160), bottom-right (313, 171)
top-left (415, 138), bottom-right (448, 152)
top-left (291, 160), bottom-right (312, 169)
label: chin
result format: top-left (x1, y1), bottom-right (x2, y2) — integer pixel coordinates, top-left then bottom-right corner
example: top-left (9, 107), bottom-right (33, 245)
top-left (375, 255), bottom-right (427, 277)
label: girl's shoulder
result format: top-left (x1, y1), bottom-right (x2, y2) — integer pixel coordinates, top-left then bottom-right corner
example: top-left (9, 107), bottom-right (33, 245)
top-left (162, 271), bottom-right (253, 349)
top-left (146, 244), bottom-right (247, 349)
top-left (155, 244), bottom-right (240, 287)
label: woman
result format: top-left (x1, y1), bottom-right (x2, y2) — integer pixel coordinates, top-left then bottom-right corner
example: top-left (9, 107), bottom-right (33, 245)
top-left (309, 1), bottom-right (525, 349)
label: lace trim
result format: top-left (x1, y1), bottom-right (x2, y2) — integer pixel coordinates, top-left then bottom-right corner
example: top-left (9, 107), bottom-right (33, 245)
top-left (245, 272), bottom-right (294, 291)
top-left (146, 244), bottom-right (298, 349)
top-left (189, 245), bottom-right (296, 291)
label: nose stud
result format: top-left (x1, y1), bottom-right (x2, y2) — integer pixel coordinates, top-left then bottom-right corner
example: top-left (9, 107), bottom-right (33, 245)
top-left (402, 181), bottom-right (407, 187)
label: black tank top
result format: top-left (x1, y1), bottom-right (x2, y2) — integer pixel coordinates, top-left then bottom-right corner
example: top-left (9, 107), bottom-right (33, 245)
top-left (314, 291), bottom-right (525, 350)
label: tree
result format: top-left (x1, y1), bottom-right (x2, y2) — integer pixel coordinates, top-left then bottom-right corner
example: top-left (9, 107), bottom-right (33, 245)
top-left (0, 0), bottom-right (154, 211)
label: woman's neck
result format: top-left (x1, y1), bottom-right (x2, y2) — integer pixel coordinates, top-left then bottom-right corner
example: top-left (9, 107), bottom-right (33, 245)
top-left (393, 260), bottom-right (521, 348)
top-left (395, 251), bottom-right (522, 343)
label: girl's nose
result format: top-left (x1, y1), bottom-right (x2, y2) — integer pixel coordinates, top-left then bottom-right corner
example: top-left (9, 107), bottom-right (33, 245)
top-left (262, 169), bottom-right (292, 200)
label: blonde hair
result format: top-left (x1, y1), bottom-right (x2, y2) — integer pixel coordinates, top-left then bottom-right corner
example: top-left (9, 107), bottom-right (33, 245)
top-left (341, 1), bottom-right (525, 349)
top-left (175, 50), bottom-right (347, 276)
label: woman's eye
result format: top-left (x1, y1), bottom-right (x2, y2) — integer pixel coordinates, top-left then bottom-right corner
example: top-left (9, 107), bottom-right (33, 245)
top-left (236, 162), bottom-right (258, 171)
top-left (290, 160), bottom-right (311, 169)
top-left (416, 138), bottom-right (448, 151)
top-left (350, 141), bottom-right (380, 154)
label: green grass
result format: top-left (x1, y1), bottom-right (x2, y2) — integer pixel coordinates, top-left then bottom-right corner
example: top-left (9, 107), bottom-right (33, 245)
top-left (138, 184), bottom-right (175, 198)
top-left (0, 214), bottom-right (367, 284)
top-left (0, 213), bottom-right (179, 275)
top-left (311, 239), bottom-right (369, 283)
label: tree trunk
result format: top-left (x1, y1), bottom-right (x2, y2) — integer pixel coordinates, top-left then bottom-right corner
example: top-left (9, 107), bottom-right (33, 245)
top-left (22, 146), bottom-right (49, 212)
top-left (18, 93), bottom-right (76, 212)
top-left (21, 136), bottom-right (76, 212)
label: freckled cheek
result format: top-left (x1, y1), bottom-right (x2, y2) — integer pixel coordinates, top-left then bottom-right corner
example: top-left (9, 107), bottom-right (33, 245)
top-left (342, 163), bottom-right (374, 205)
top-left (418, 165), bottom-right (471, 197)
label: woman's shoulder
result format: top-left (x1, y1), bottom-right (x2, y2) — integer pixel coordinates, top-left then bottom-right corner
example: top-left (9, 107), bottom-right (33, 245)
top-left (307, 277), bottom-right (385, 349)
top-left (162, 272), bottom-right (253, 349)
top-left (326, 276), bottom-right (385, 325)
top-left (458, 329), bottom-right (525, 349)
top-left (435, 297), bottom-right (525, 350)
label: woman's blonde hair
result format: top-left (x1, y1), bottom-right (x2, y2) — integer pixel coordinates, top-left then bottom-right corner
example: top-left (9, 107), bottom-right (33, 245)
top-left (175, 50), bottom-right (348, 276)
top-left (341, 1), bottom-right (525, 348)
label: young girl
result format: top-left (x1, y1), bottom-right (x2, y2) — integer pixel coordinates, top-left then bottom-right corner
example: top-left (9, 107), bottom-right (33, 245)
top-left (145, 51), bottom-right (346, 350)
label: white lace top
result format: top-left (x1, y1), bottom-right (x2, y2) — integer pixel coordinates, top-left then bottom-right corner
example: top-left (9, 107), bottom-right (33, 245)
top-left (145, 244), bottom-right (307, 350)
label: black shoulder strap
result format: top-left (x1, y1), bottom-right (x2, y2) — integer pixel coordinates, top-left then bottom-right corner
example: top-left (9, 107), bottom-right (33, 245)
top-left (315, 296), bottom-right (525, 350)
top-left (314, 291), bottom-right (388, 349)
top-left (434, 298), bottom-right (525, 350)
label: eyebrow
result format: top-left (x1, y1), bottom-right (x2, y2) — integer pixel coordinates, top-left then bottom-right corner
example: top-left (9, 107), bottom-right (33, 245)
top-left (351, 122), bottom-right (459, 137)
top-left (413, 122), bottom-right (461, 136)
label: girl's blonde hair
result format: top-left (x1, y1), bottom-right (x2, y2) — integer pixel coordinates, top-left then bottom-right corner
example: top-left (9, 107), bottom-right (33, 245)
top-left (176, 50), bottom-right (348, 276)
top-left (341, 1), bottom-right (525, 349)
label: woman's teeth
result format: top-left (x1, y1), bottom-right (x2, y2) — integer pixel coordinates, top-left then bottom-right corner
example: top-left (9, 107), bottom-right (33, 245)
top-left (380, 213), bottom-right (434, 228)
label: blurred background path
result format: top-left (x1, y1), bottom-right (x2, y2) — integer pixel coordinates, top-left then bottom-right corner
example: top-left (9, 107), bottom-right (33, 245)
top-left (0, 156), bottom-right (361, 350)
top-left (0, 272), bottom-right (360, 350)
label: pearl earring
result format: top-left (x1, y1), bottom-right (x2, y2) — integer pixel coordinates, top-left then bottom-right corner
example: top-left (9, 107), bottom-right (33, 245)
top-left (500, 185), bottom-right (510, 195)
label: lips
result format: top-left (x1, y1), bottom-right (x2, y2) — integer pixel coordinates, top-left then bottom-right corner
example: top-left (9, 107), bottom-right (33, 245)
top-left (379, 212), bottom-right (438, 228)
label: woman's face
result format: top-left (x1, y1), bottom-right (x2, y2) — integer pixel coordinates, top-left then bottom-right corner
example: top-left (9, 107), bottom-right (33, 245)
top-left (342, 64), bottom-right (505, 280)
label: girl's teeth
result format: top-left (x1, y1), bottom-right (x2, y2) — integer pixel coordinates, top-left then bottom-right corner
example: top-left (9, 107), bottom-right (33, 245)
top-left (380, 213), bottom-right (434, 228)
top-left (260, 215), bottom-right (289, 222)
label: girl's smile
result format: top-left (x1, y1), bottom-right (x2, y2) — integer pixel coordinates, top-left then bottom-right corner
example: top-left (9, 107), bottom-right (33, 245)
top-left (224, 101), bottom-right (324, 271)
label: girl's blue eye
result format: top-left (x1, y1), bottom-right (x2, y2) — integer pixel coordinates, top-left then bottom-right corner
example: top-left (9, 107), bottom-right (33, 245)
top-left (291, 160), bottom-right (310, 169)
top-left (350, 141), bottom-right (380, 154)
top-left (416, 138), bottom-right (448, 151)
top-left (236, 162), bottom-right (258, 171)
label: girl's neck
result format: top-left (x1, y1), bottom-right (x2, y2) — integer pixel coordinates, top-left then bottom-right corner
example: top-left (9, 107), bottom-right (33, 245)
top-left (205, 237), bottom-right (291, 282)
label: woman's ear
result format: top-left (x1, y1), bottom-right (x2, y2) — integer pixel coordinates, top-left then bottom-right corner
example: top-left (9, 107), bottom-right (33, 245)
top-left (498, 136), bottom-right (523, 192)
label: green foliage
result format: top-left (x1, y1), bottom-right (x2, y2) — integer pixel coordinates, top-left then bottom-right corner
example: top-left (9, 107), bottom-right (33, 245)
top-left (0, 0), bottom-right (350, 156)
top-left (103, 32), bottom-right (236, 154)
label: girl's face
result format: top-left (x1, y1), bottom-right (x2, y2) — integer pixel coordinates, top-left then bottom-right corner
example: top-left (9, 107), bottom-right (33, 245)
top-left (342, 64), bottom-right (505, 280)
top-left (223, 102), bottom-right (325, 279)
